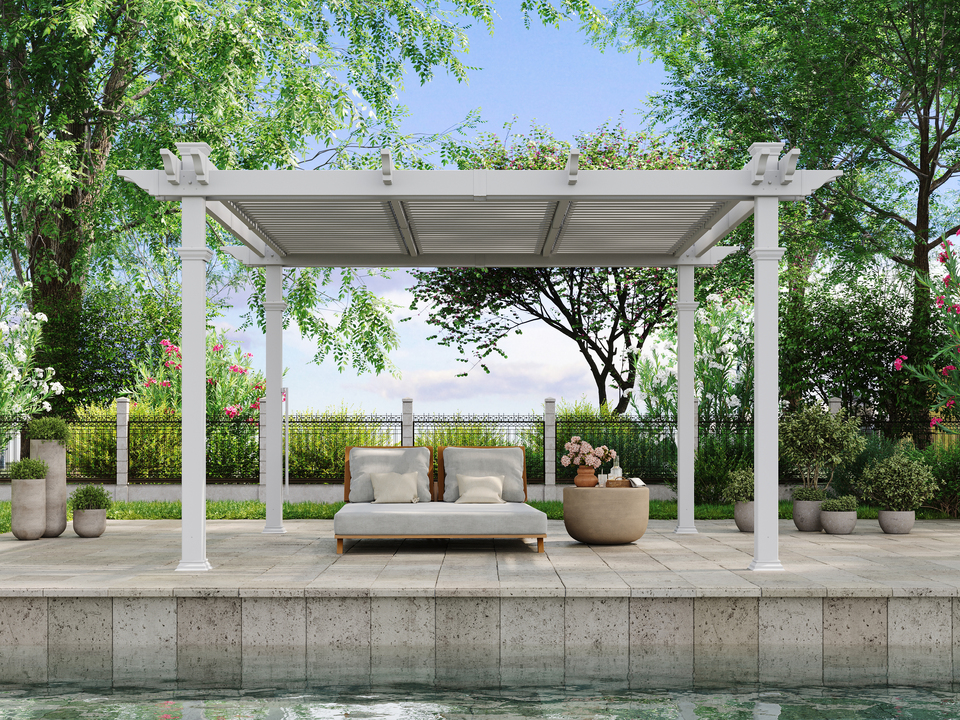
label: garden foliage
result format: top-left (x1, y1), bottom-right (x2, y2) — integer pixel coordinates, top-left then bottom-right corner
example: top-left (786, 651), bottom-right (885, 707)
top-left (855, 453), bottom-right (939, 512)
top-left (780, 405), bottom-right (866, 492)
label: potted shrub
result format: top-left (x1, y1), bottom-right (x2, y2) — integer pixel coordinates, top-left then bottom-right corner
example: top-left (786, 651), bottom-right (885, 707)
top-left (9, 459), bottom-right (49, 541)
top-left (69, 484), bottom-right (113, 538)
top-left (26, 416), bottom-right (69, 538)
top-left (721, 468), bottom-right (754, 532)
top-left (855, 453), bottom-right (938, 534)
top-left (780, 405), bottom-right (866, 532)
top-left (819, 495), bottom-right (858, 535)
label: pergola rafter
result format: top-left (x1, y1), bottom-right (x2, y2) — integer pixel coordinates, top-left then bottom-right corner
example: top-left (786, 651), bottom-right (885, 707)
top-left (120, 141), bottom-right (840, 573)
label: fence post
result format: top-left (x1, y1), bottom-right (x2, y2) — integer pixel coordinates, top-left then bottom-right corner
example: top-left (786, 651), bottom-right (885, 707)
top-left (402, 397), bottom-right (414, 446)
top-left (259, 397), bottom-right (267, 493)
top-left (828, 397), bottom-right (841, 416)
top-left (544, 397), bottom-right (556, 486)
top-left (116, 397), bottom-right (129, 502)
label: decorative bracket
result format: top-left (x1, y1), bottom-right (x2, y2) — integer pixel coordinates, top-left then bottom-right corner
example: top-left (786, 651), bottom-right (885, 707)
top-left (175, 142), bottom-right (213, 185)
top-left (567, 151), bottom-right (580, 186)
top-left (746, 142), bottom-right (784, 185)
top-left (779, 147), bottom-right (800, 185)
top-left (159, 149), bottom-right (180, 185)
top-left (381, 148), bottom-right (393, 186)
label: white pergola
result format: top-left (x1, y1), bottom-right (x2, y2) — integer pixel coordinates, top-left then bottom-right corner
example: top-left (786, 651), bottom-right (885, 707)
top-left (120, 141), bottom-right (840, 573)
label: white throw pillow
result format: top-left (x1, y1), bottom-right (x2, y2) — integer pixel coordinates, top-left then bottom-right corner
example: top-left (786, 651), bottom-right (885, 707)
top-left (370, 471), bottom-right (421, 503)
top-left (442, 447), bottom-right (525, 502)
top-left (454, 474), bottom-right (506, 504)
top-left (348, 447), bottom-right (432, 502)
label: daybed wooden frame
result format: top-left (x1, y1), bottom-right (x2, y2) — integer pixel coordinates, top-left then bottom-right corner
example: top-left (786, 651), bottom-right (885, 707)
top-left (336, 445), bottom-right (546, 553)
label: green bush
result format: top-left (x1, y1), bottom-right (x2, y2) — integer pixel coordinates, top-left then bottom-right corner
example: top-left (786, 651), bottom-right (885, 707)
top-left (26, 417), bottom-right (69, 445)
top-left (289, 406), bottom-right (397, 480)
top-left (69, 484), bottom-right (113, 511)
top-left (721, 468), bottom-right (754, 503)
top-left (821, 495), bottom-right (858, 512)
top-left (793, 487), bottom-right (828, 501)
top-left (667, 431), bottom-right (752, 504)
top-left (830, 432), bottom-right (901, 498)
top-left (71, 404), bottom-right (118, 478)
top-left (909, 441), bottom-right (960, 517)
top-left (780, 405), bottom-right (866, 492)
top-left (855, 453), bottom-right (938, 511)
top-left (8, 458), bottom-right (48, 479)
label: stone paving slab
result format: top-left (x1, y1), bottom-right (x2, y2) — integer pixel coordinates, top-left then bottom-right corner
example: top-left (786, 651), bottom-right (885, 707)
top-left (0, 518), bottom-right (958, 598)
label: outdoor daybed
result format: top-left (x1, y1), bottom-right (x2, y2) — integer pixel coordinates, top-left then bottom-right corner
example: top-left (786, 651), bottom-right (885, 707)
top-left (333, 445), bottom-right (547, 554)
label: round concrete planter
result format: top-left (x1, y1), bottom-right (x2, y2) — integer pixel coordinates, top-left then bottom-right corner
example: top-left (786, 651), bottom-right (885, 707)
top-left (793, 500), bottom-right (824, 532)
top-left (734, 501), bottom-right (754, 532)
top-left (563, 486), bottom-right (649, 544)
top-left (31, 439), bottom-right (67, 538)
top-left (878, 510), bottom-right (915, 535)
top-left (73, 509), bottom-right (107, 538)
top-left (820, 510), bottom-right (857, 535)
top-left (11, 478), bottom-right (46, 540)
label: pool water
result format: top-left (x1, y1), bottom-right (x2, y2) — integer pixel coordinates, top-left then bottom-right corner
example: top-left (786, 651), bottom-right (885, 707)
top-left (1, 685), bottom-right (960, 719)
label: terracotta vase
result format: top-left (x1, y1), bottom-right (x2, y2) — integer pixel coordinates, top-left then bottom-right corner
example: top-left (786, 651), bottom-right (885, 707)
top-left (574, 466), bottom-right (599, 487)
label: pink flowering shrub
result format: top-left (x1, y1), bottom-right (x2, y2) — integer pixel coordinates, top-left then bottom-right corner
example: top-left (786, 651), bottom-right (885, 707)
top-left (128, 330), bottom-right (268, 422)
top-left (899, 229), bottom-right (960, 430)
top-left (560, 435), bottom-right (617, 469)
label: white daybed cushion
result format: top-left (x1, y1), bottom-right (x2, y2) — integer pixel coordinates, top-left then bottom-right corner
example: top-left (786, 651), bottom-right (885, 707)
top-left (442, 447), bottom-right (525, 503)
top-left (455, 474), bottom-right (505, 504)
top-left (334, 502), bottom-right (547, 537)
top-left (371, 471), bottom-right (420, 503)
top-left (348, 447), bottom-right (432, 503)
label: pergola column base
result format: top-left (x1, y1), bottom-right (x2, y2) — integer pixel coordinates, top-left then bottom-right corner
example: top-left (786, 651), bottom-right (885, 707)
top-left (175, 560), bottom-right (213, 572)
top-left (262, 526), bottom-right (287, 535)
top-left (747, 559), bottom-right (785, 572)
top-left (674, 525), bottom-right (699, 535)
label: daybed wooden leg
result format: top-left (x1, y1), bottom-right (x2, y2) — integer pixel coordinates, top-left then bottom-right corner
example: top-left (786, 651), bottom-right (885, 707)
top-left (537, 538), bottom-right (544, 553)
top-left (337, 538), bottom-right (344, 554)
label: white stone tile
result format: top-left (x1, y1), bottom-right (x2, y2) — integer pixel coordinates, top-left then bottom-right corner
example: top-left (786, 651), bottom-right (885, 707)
top-left (242, 597), bottom-right (306, 649)
top-left (177, 597), bottom-right (241, 647)
top-left (0, 597), bottom-right (46, 646)
top-left (370, 596), bottom-right (435, 649)
top-left (307, 596), bottom-right (370, 650)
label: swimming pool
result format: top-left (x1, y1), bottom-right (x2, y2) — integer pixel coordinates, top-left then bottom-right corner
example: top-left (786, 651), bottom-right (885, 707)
top-left (1, 684), bottom-right (959, 719)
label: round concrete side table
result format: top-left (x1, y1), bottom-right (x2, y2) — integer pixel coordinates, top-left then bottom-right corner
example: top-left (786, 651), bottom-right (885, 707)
top-left (563, 486), bottom-right (650, 544)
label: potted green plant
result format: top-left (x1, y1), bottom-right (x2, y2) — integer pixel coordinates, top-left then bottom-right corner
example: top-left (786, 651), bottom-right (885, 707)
top-left (9, 458), bottom-right (49, 541)
top-left (69, 484), bottom-right (113, 538)
top-left (819, 495), bottom-right (858, 535)
top-left (26, 416), bottom-right (69, 538)
top-left (721, 468), bottom-right (754, 532)
top-left (780, 405), bottom-right (866, 532)
top-left (854, 453), bottom-right (938, 534)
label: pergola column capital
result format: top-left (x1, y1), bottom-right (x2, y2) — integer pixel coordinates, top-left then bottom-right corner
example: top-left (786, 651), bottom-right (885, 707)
top-left (178, 247), bottom-right (214, 263)
top-left (749, 247), bottom-right (786, 262)
top-left (675, 301), bottom-right (699, 313)
top-left (263, 300), bottom-right (287, 312)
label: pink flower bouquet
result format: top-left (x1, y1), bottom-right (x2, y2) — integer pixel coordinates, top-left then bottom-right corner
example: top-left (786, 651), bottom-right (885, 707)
top-left (560, 436), bottom-right (617, 468)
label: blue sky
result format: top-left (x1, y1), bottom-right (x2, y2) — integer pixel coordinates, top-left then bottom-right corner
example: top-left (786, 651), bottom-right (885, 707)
top-left (221, 7), bottom-right (670, 415)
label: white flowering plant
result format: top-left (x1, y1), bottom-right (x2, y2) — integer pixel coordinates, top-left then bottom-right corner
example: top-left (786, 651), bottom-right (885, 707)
top-left (631, 293), bottom-right (754, 423)
top-left (0, 282), bottom-right (63, 445)
top-left (560, 435), bottom-right (617, 470)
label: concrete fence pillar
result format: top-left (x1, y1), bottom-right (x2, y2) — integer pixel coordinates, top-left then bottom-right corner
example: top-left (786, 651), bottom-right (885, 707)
top-left (828, 397), bottom-right (841, 416)
top-left (402, 397), bottom-right (414, 446)
top-left (544, 397), bottom-right (556, 485)
top-left (116, 397), bottom-right (130, 502)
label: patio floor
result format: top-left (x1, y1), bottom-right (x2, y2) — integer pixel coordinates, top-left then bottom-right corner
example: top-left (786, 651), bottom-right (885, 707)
top-left (1, 518), bottom-right (958, 596)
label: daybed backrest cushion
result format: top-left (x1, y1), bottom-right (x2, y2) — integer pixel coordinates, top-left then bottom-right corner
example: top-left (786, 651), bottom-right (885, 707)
top-left (345, 446), bottom-right (432, 503)
top-left (441, 446), bottom-right (526, 502)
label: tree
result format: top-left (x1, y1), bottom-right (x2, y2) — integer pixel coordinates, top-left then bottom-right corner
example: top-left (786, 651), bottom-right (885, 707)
top-left (411, 122), bottom-right (745, 413)
top-left (1, 0), bottom-right (603, 414)
top-left (593, 0), bottom-right (960, 433)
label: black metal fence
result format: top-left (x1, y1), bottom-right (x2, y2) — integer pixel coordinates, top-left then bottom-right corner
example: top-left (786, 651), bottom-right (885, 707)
top-left (66, 419), bottom-right (117, 480)
top-left (414, 414), bottom-right (544, 481)
top-left (129, 417), bottom-right (260, 482)
top-left (288, 414), bottom-right (402, 480)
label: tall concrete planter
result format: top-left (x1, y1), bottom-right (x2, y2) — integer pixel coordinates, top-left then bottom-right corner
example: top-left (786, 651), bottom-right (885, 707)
top-left (31, 439), bottom-right (67, 538)
top-left (11, 478), bottom-right (46, 541)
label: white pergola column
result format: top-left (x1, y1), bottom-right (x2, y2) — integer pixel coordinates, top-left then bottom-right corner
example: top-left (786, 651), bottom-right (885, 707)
top-left (749, 196), bottom-right (785, 571)
top-left (263, 263), bottom-right (286, 534)
top-left (675, 265), bottom-right (698, 534)
top-left (177, 197), bottom-right (213, 572)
